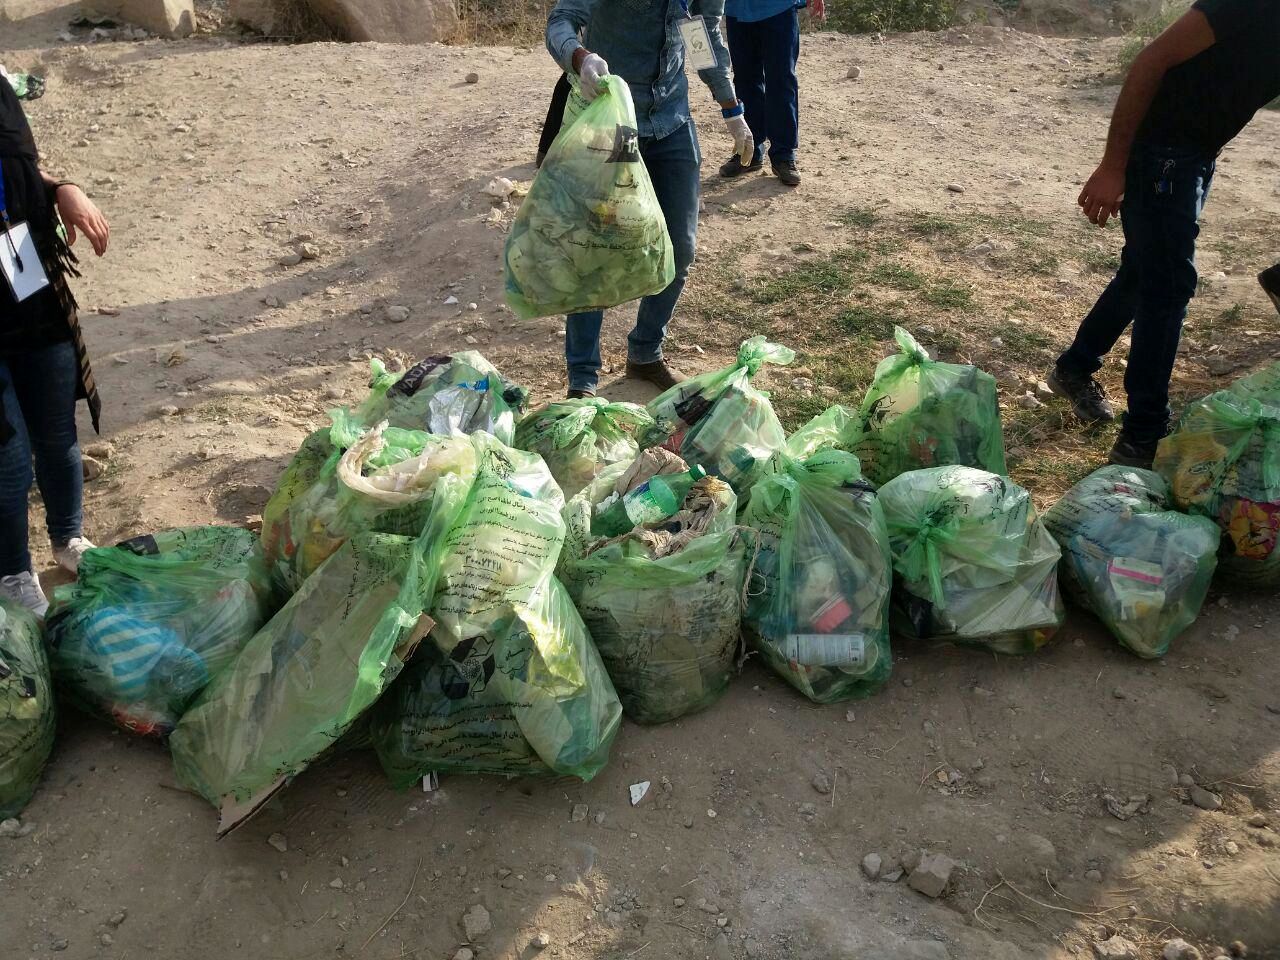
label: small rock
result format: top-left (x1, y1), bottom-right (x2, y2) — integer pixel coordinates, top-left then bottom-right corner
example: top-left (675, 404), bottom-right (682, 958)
top-left (0, 818), bottom-right (21, 838)
top-left (531, 932), bottom-right (551, 949)
top-left (880, 867), bottom-right (904, 882)
top-left (673, 896), bottom-right (686, 908)
top-left (107, 911), bottom-right (127, 928)
top-left (299, 242), bottom-right (321, 261)
top-left (463, 904), bottom-right (492, 941)
top-left (1179, 773), bottom-right (1195, 788)
top-left (1112, 687), bottom-right (1128, 700)
top-left (1190, 786), bottom-right (1223, 811)
top-left (1009, 177), bottom-right (1025, 186)
top-left (467, 302), bottom-right (478, 311)
top-left (716, 917), bottom-right (729, 928)
top-left (1161, 763), bottom-right (1180, 785)
top-left (901, 849), bottom-right (923, 873)
top-left (570, 803), bottom-right (589, 822)
top-left (845, 709), bottom-right (856, 722)
top-left (1164, 940), bottom-right (1203, 960)
top-left (324, 385), bottom-right (345, 400)
top-left (51, 940), bottom-right (69, 952)
top-left (847, 65), bottom-right (862, 79)
top-left (792, 376), bottom-right (815, 392)
top-left (697, 898), bottom-right (721, 914)
top-left (1018, 393), bottom-right (1045, 410)
top-left (444, 295), bottom-right (459, 305)
top-left (1033, 380), bottom-right (1055, 401)
top-left (990, 336), bottom-right (1004, 349)
top-left (1094, 935), bottom-right (1141, 960)
top-left (84, 441), bottom-right (115, 460)
top-left (465, 72), bottom-right (480, 84)
top-left (799, 802), bottom-right (817, 820)
top-left (267, 833), bottom-right (288, 853)
top-left (907, 852), bottom-right (956, 898)
top-left (264, 295), bottom-right (283, 308)
top-left (1246, 813), bottom-right (1268, 828)
top-left (712, 933), bottom-right (732, 960)
top-left (1229, 941), bottom-right (1247, 958)
top-left (385, 305), bottom-right (411, 324)
top-left (811, 772), bottom-right (832, 795)
top-left (453, 950), bottom-right (475, 960)
top-left (594, 810), bottom-right (606, 824)
top-left (1085, 869), bottom-right (1103, 883)
top-left (100, 934), bottom-right (114, 947)
top-left (946, 182), bottom-right (965, 194)
top-left (82, 455), bottom-right (106, 481)
top-left (278, 252), bottom-right (303, 267)
top-left (328, 878), bottom-right (344, 889)
top-left (861, 853), bottom-right (882, 880)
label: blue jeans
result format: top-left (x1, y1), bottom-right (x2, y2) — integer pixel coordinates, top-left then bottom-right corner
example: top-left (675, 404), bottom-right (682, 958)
top-left (1059, 142), bottom-right (1215, 443)
top-left (565, 121), bottom-right (701, 393)
top-left (0, 341), bottom-right (85, 575)
top-left (726, 8), bottom-right (800, 165)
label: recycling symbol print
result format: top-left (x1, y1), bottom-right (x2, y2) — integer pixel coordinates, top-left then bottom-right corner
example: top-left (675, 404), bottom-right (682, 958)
top-left (440, 634), bottom-right (497, 701)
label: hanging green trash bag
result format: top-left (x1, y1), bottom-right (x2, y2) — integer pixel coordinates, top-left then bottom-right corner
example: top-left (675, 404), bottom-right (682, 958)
top-left (505, 74), bottom-right (675, 321)
top-left (1044, 466), bottom-right (1219, 659)
top-left (641, 337), bottom-right (793, 495)
top-left (1154, 363), bottom-right (1280, 586)
top-left (336, 354), bottom-right (530, 448)
top-left (0, 599), bottom-right (55, 820)
top-left (265, 422), bottom-right (477, 593)
top-left (879, 466), bottom-right (1063, 655)
top-left (262, 429), bottom-right (336, 578)
top-left (171, 473), bottom-right (469, 830)
top-left (741, 407), bottom-right (893, 703)
top-left (371, 434), bottom-right (621, 783)
top-left (514, 397), bottom-right (654, 501)
top-left (46, 527), bottom-right (273, 738)
top-left (560, 449), bottom-right (746, 724)
top-left (855, 327), bottom-right (1007, 487)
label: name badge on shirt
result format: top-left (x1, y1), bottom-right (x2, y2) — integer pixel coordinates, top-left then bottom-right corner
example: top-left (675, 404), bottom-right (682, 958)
top-left (679, 16), bottom-right (718, 71)
top-left (0, 220), bottom-right (51, 303)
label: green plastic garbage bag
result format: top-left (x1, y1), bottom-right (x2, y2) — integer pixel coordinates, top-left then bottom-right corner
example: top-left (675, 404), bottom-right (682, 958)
top-left (372, 434), bottom-right (621, 783)
top-left (336, 354), bottom-right (530, 448)
top-left (641, 337), bottom-right (793, 495)
top-left (855, 327), bottom-right (1007, 487)
top-left (879, 466), bottom-right (1063, 654)
top-left (505, 74), bottom-right (675, 321)
top-left (262, 429), bottom-right (335, 577)
top-left (1044, 466), bottom-right (1219, 659)
top-left (1155, 363), bottom-right (1280, 586)
top-left (170, 473), bottom-right (468, 826)
top-left (560, 449), bottom-right (746, 724)
top-left (265, 422), bottom-right (477, 592)
top-left (513, 397), bottom-right (654, 501)
top-left (0, 599), bottom-right (55, 819)
top-left (741, 407), bottom-right (893, 703)
top-left (46, 527), bottom-right (273, 738)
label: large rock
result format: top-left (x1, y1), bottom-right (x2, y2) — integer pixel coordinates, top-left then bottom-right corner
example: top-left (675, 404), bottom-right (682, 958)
top-left (227, 0), bottom-right (280, 34)
top-left (308, 0), bottom-right (458, 43)
top-left (81, 0), bottom-right (195, 37)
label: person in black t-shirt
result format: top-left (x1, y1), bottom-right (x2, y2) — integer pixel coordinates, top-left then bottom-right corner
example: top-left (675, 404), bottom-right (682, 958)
top-left (1048, 0), bottom-right (1280, 469)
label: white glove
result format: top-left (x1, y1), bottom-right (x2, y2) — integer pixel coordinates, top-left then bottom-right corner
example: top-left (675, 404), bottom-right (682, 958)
top-left (578, 53), bottom-right (610, 102)
top-left (724, 113), bottom-right (755, 166)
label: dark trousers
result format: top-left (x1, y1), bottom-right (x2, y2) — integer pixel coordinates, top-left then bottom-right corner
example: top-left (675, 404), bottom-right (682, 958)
top-left (0, 341), bottom-right (85, 575)
top-left (537, 74), bottom-right (572, 161)
top-left (1059, 142), bottom-right (1215, 443)
top-left (726, 8), bottom-right (800, 164)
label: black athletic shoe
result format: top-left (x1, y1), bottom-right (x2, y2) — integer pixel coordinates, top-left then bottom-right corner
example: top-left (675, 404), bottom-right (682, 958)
top-left (1109, 433), bottom-right (1160, 470)
top-left (1047, 365), bottom-right (1116, 424)
top-left (1259, 263), bottom-right (1280, 316)
top-left (567, 388), bottom-right (596, 400)
top-left (719, 154), bottom-right (764, 178)
top-left (771, 159), bottom-right (801, 187)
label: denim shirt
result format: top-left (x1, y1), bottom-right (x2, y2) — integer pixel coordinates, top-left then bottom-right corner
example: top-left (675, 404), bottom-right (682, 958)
top-left (547, 0), bottom-right (736, 140)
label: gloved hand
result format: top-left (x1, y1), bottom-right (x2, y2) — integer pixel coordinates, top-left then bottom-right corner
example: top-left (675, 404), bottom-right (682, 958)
top-left (578, 53), bottom-right (610, 102)
top-left (724, 113), bottom-right (755, 166)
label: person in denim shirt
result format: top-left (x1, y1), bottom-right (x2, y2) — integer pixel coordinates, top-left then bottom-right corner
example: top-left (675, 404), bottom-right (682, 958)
top-left (1049, 0), bottom-right (1279, 468)
top-left (547, 0), bottom-right (754, 398)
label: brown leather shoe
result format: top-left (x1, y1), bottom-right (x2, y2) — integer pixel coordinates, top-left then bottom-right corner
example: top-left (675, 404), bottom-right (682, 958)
top-left (626, 359), bottom-right (685, 391)
top-left (567, 388), bottom-right (596, 399)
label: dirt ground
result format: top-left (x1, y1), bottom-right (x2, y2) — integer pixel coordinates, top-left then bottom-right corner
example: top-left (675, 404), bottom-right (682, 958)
top-left (2, 4), bottom-right (1279, 960)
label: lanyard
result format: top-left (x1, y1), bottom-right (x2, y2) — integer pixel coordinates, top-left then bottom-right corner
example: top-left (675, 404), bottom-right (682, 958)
top-left (0, 158), bottom-right (25, 272)
top-left (0, 157), bottom-right (9, 223)
top-left (678, 0), bottom-right (691, 16)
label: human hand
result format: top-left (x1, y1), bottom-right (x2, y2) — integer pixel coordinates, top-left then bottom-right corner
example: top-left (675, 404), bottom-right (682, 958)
top-left (810, 0), bottom-right (826, 21)
top-left (1078, 162), bottom-right (1124, 227)
top-left (724, 113), bottom-right (755, 166)
top-left (55, 184), bottom-right (109, 255)
top-left (578, 53), bottom-right (610, 102)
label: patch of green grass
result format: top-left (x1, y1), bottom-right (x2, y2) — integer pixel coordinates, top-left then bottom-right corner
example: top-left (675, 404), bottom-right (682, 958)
top-left (1079, 245), bottom-right (1121, 274)
top-left (839, 206), bottom-right (878, 229)
top-left (834, 304), bottom-right (903, 339)
top-left (772, 389), bottom-right (833, 431)
top-left (920, 281), bottom-right (974, 311)
top-left (997, 325), bottom-right (1053, 359)
top-left (868, 262), bottom-right (926, 291)
top-left (752, 248), bottom-right (869, 304)
top-left (822, 0), bottom-right (957, 34)
top-left (905, 211), bottom-right (968, 238)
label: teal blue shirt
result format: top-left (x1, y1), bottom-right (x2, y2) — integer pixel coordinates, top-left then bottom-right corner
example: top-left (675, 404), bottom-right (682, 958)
top-left (724, 0), bottom-right (802, 22)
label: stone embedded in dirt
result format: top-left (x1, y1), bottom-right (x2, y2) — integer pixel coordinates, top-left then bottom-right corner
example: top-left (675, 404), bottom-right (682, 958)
top-left (799, 802), bottom-right (816, 820)
top-left (570, 803), bottom-right (589, 823)
top-left (100, 934), bottom-right (114, 947)
top-left (1093, 935), bottom-right (1141, 960)
top-left (1020, 832), bottom-right (1057, 865)
top-left (1085, 869), bottom-right (1102, 883)
top-left (1018, 393), bottom-right (1045, 410)
top-left (452, 950), bottom-right (474, 960)
top-left (465, 72), bottom-right (480, 84)
top-left (861, 853), bottom-right (882, 880)
top-left (82, 456), bottom-right (106, 482)
top-left (157, 404), bottom-right (179, 418)
top-left (462, 904), bottom-right (491, 941)
top-left (1179, 773), bottom-right (1195, 788)
top-left (264, 295), bottom-right (283, 308)
top-left (531, 932), bottom-right (550, 949)
top-left (1162, 763), bottom-right (1180, 786)
top-left (299, 243), bottom-right (321, 260)
top-left (82, 0), bottom-right (196, 37)
top-left (673, 896), bottom-right (685, 907)
top-left (907, 852), bottom-right (955, 898)
top-left (946, 182), bottom-right (965, 193)
top-left (267, 833), bottom-right (288, 853)
top-left (1229, 941), bottom-right (1247, 957)
top-left (900, 849), bottom-right (923, 873)
top-left (1246, 813), bottom-right (1268, 828)
top-left (811, 772), bottom-right (832, 795)
top-left (881, 867), bottom-right (904, 882)
top-left (847, 65), bottom-right (862, 79)
top-left (1033, 380), bottom-right (1054, 401)
top-left (107, 911), bottom-right (127, 928)
top-left (51, 940), bottom-right (69, 952)
top-left (0, 818), bottom-right (21, 838)
top-left (385, 305), bottom-right (410, 323)
top-left (1163, 940), bottom-right (1204, 960)
top-left (278, 252), bottom-right (303, 267)
top-left (1189, 786), bottom-right (1223, 811)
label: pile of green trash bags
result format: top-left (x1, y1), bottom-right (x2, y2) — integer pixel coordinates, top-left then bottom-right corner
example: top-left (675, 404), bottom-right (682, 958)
top-left (1045, 466), bottom-right (1219, 659)
top-left (371, 435), bottom-right (621, 782)
top-left (1155, 362), bottom-right (1280, 586)
top-left (855, 327), bottom-right (1006, 487)
top-left (560, 449), bottom-right (745, 724)
top-left (741, 407), bottom-right (893, 703)
top-left (641, 337), bottom-right (793, 495)
top-left (0, 599), bottom-right (55, 819)
top-left (505, 74), bottom-right (675, 320)
top-left (263, 422), bottom-right (477, 592)
top-left (879, 466), bottom-right (1063, 654)
top-left (514, 398), bottom-right (653, 501)
top-left (46, 527), bottom-right (273, 737)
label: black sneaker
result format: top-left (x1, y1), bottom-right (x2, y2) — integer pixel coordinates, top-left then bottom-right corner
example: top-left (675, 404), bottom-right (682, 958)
top-left (719, 155), bottom-right (764, 178)
top-left (771, 160), bottom-right (801, 187)
top-left (1047, 365), bottom-right (1116, 424)
top-left (567, 388), bottom-right (596, 400)
top-left (1260, 263), bottom-right (1280, 316)
top-left (1109, 434), bottom-right (1159, 470)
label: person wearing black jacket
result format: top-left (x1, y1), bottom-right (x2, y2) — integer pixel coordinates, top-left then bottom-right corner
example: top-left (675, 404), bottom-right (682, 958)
top-left (0, 75), bottom-right (109, 617)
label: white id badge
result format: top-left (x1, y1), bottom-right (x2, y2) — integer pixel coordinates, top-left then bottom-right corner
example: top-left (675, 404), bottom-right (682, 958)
top-left (679, 16), bottom-right (718, 71)
top-left (0, 221), bottom-right (51, 303)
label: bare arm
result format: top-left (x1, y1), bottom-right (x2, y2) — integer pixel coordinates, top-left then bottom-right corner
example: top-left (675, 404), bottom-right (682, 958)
top-left (40, 172), bottom-right (110, 256)
top-left (1078, 8), bottom-right (1216, 227)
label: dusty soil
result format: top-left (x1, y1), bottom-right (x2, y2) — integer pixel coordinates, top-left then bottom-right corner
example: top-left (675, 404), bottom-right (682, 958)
top-left (2, 6), bottom-right (1279, 960)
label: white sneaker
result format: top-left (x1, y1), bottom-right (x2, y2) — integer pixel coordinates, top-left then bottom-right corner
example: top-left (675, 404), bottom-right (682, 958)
top-left (53, 536), bottom-right (96, 575)
top-left (0, 571), bottom-right (50, 619)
